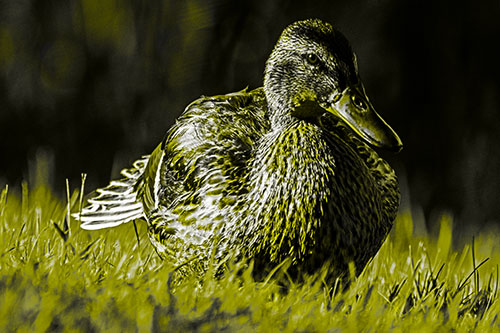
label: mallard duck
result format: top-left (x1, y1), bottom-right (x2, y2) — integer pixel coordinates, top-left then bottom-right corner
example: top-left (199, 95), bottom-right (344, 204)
top-left (75, 19), bottom-right (402, 282)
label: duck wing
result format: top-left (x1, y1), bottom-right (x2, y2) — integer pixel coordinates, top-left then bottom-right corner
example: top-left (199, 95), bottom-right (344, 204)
top-left (135, 88), bottom-right (270, 242)
top-left (75, 156), bottom-right (148, 229)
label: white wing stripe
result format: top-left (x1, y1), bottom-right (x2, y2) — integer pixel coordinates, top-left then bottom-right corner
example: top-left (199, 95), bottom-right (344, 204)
top-left (75, 155), bottom-right (150, 230)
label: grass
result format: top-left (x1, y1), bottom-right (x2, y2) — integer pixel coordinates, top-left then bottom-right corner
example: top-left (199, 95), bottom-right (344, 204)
top-left (0, 181), bottom-right (499, 332)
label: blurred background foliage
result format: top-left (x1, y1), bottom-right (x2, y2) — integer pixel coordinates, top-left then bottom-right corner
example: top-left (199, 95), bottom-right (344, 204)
top-left (0, 0), bottom-right (499, 236)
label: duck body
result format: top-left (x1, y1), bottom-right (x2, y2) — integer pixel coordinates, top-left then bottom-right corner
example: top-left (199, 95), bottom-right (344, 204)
top-left (77, 19), bottom-right (402, 282)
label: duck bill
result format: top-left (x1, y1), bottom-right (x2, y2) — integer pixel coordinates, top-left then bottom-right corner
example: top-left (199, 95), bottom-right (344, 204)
top-left (323, 83), bottom-right (403, 152)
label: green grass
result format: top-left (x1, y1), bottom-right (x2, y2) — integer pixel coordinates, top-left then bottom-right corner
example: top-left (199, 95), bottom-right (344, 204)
top-left (0, 182), bottom-right (499, 332)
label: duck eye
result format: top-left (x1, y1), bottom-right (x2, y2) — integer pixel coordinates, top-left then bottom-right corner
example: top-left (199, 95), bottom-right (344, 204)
top-left (306, 54), bottom-right (319, 65)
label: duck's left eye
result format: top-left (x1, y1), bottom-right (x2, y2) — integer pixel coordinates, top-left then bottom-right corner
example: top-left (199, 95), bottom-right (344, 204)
top-left (306, 54), bottom-right (319, 65)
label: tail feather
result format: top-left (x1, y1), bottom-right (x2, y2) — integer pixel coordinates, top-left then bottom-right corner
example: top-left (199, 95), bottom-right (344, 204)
top-left (73, 155), bottom-right (150, 230)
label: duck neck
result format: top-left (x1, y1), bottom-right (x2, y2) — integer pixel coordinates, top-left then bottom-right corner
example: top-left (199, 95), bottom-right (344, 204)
top-left (266, 96), bottom-right (296, 128)
top-left (264, 62), bottom-right (298, 128)
top-left (244, 120), bottom-right (335, 263)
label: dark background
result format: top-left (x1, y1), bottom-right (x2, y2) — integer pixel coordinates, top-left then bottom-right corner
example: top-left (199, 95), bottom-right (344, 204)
top-left (1, 0), bottom-right (499, 237)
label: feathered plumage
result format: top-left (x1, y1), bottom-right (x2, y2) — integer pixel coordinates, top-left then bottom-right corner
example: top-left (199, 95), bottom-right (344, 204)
top-left (75, 19), bottom-right (402, 282)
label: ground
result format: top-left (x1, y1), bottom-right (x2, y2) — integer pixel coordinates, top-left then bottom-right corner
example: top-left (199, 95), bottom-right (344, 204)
top-left (0, 182), bottom-right (499, 331)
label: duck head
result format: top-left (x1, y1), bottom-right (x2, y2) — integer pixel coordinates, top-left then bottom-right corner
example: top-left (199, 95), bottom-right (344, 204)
top-left (264, 19), bottom-right (403, 152)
